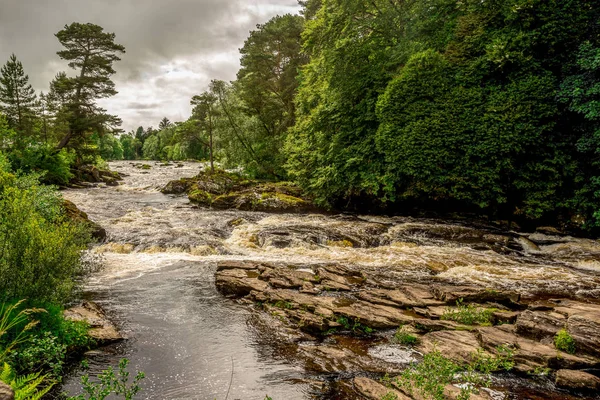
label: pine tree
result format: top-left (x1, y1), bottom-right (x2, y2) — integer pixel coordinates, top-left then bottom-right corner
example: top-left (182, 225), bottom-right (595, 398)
top-left (0, 54), bottom-right (37, 144)
top-left (54, 22), bottom-right (125, 150)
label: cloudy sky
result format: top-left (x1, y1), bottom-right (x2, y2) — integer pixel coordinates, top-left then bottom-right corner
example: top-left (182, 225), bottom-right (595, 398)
top-left (0, 0), bottom-right (301, 132)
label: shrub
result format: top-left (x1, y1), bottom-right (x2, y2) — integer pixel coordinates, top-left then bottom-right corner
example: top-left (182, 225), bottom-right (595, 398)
top-left (0, 157), bottom-right (91, 304)
top-left (555, 329), bottom-right (576, 354)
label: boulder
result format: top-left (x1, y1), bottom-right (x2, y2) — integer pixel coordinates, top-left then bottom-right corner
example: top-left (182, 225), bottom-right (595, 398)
top-left (64, 301), bottom-right (123, 344)
top-left (555, 369), bottom-right (600, 391)
top-left (0, 382), bottom-right (14, 400)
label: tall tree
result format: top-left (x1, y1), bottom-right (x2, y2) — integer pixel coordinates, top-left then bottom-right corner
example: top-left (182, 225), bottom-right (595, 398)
top-left (54, 22), bottom-right (125, 150)
top-left (0, 54), bottom-right (37, 145)
top-left (191, 91), bottom-right (219, 172)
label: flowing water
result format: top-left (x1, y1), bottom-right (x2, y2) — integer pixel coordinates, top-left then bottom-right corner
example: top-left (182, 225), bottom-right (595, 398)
top-left (62, 161), bottom-right (600, 399)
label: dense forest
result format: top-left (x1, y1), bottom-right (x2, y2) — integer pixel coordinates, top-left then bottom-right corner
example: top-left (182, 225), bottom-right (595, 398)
top-left (2, 0), bottom-right (600, 231)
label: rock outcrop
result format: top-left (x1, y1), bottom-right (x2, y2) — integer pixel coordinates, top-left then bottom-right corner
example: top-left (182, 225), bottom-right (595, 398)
top-left (64, 301), bottom-right (123, 344)
top-left (215, 260), bottom-right (600, 396)
top-left (162, 169), bottom-right (319, 213)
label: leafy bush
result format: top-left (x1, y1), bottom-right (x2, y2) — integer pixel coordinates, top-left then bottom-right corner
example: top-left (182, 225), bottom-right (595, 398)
top-left (555, 329), bottom-right (576, 354)
top-left (0, 154), bottom-right (91, 304)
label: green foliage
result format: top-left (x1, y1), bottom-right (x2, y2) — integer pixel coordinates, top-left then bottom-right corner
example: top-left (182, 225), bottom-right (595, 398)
top-left (0, 158), bottom-right (91, 303)
top-left (441, 300), bottom-right (496, 326)
top-left (555, 329), bottom-right (576, 354)
top-left (0, 362), bottom-right (53, 400)
top-left (393, 326), bottom-right (418, 346)
top-left (69, 358), bottom-right (145, 400)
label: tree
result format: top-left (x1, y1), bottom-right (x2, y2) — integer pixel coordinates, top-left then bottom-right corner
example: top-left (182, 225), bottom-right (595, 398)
top-left (0, 54), bottom-right (37, 146)
top-left (54, 22), bottom-right (125, 150)
top-left (158, 117), bottom-right (172, 130)
top-left (190, 90), bottom-right (219, 172)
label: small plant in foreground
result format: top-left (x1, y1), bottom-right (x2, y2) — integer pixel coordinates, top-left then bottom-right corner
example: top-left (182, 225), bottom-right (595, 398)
top-left (441, 299), bottom-right (496, 326)
top-left (69, 358), bottom-right (145, 400)
top-left (393, 326), bottom-right (418, 346)
top-left (555, 329), bottom-right (576, 354)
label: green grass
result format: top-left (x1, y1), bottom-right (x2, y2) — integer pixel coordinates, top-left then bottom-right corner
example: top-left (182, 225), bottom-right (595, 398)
top-left (441, 299), bottom-right (496, 326)
top-left (555, 329), bottom-right (576, 354)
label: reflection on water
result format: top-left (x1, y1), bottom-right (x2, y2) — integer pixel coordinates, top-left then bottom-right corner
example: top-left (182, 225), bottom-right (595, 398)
top-left (62, 161), bottom-right (600, 399)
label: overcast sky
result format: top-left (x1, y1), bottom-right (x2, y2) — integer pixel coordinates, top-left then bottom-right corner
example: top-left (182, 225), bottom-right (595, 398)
top-left (0, 0), bottom-right (301, 132)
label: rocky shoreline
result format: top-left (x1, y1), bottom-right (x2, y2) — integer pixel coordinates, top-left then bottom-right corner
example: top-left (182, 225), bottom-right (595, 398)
top-left (215, 260), bottom-right (600, 399)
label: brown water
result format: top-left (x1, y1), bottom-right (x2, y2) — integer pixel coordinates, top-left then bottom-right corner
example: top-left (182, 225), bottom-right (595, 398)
top-left (61, 161), bottom-right (600, 399)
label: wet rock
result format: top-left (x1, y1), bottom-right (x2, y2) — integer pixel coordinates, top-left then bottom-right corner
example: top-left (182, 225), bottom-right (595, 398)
top-left (555, 369), bottom-right (600, 390)
top-left (64, 301), bottom-right (123, 344)
top-left (353, 377), bottom-right (410, 400)
top-left (62, 200), bottom-right (106, 241)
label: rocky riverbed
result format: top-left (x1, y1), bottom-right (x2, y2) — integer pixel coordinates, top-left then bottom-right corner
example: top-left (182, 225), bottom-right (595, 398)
top-left (62, 161), bottom-right (600, 399)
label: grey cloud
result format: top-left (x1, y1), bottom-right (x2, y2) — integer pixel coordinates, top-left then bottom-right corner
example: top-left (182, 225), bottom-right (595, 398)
top-left (0, 0), bottom-right (300, 130)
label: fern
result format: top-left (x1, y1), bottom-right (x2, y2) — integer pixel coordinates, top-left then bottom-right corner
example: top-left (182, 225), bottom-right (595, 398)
top-left (0, 362), bottom-right (53, 400)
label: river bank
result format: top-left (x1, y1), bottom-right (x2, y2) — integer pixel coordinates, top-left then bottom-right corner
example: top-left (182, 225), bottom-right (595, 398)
top-left (61, 161), bottom-right (600, 399)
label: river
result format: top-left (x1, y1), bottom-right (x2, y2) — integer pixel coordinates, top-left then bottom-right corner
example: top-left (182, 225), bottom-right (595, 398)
top-left (62, 160), bottom-right (600, 399)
